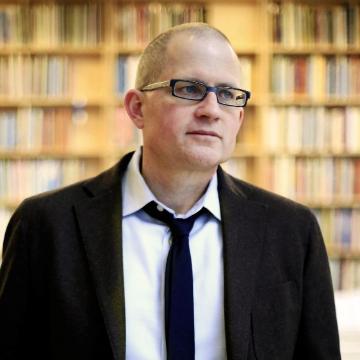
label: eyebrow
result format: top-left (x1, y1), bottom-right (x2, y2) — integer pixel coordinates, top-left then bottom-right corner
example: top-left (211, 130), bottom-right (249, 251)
top-left (183, 77), bottom-right (238, 89)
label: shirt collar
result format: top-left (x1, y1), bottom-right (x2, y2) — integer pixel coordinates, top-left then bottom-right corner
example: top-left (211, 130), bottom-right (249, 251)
top-left (122, 148), bottom-right (221, 220)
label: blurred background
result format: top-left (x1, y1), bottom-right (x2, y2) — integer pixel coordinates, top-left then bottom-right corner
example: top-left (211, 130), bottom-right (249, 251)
top-left (0, 0), bottom-right (359, 357)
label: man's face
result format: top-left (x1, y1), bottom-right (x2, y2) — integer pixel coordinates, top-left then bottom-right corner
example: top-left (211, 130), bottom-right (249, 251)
top-left (141, 33), bottom-right (244, 173)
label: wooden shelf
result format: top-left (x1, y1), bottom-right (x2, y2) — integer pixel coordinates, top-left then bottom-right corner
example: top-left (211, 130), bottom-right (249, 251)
top-left (0, 97), bottom-right (104, 108)
top-left (232, 148), bottom-right (360, 159)
top-left (0, 44), bottom-right (105, 55)
top-left (264, 151), bottom-right (360, 158)
top-left (297, 199), bottom-right (360, 209)
top-left (271, 44), bottom-right (360, 55)
top-left (0, 149), bottom-right (104, 160)
top-left (270, 96), bottom-right (360, 107)
top-left (113, 45), bottom-right (144, 55)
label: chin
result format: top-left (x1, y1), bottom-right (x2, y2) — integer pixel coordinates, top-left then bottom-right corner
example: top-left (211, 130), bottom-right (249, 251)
top-left (184, 148), bottom-right (224, 171)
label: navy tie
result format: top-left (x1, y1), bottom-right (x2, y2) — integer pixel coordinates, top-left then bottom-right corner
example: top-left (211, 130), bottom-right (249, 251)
top-left (143, 201), bottom-right (205, 360)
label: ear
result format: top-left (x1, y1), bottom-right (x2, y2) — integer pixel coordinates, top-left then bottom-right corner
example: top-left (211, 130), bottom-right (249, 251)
top-left (124, 89), bottom-right (145, 129)
top-left (238, 108), bottom-right (245, 130)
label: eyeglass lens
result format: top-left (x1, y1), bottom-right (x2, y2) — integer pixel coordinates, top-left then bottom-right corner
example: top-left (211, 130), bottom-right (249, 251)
top-left (173, 80), bottom-right (247, 106)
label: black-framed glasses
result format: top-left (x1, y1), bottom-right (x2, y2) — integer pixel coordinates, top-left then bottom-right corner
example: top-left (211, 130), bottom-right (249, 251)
top-left (141, 79), bottom-right (251, 107)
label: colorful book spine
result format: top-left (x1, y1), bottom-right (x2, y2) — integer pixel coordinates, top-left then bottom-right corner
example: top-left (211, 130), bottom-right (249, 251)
top-left (0, 3), bottom-right (102, 46)
top-left (272, 55), bottom-right (360, 98)
top-left (272, 2), bottom-right (360, 47)
top-left (0, 159), bottom-right (98, 202)
top-left (0, 55), bottom-right (73, 97)
top-left (0, 108), bottom-right (72, 150)
top-left (329, 259), bottom-right (360, 290)
top-left (263, 107), bottom-right (360, 154)
top-left (265, 156), bottom-right (360, 202)
top-left (115, 3), bottom-right (206, 45)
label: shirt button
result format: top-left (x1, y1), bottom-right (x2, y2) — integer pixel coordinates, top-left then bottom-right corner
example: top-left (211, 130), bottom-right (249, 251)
top-left (157, 204), bottom-right (164, 212)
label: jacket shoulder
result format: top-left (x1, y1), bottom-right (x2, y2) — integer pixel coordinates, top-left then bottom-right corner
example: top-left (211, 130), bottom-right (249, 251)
top-left (221, 170), bottom-right (316, 225)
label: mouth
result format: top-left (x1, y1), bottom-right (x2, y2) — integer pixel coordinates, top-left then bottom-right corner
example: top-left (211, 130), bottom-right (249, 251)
top-left (187, 130), bottom-right (221, 139)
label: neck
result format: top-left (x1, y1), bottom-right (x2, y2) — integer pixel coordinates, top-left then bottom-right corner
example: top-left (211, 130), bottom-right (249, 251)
top-left (141, 153), bottom-right (217, 214)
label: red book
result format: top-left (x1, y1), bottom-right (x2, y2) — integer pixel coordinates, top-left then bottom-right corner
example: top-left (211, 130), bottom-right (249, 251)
top-left (294, 57), bottom-right (307, 95)
top-left (354, 159), bottom-right (360, 197)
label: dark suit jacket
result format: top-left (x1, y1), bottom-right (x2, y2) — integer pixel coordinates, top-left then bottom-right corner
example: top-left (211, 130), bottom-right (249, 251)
top-left (0, 152), bottom-right (341, 359)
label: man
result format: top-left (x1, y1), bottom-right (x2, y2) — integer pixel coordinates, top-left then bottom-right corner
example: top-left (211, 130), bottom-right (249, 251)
top-left (0, 23), bottom-right (340, 359)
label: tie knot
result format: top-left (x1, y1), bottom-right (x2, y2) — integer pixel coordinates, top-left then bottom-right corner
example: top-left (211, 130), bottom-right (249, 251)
top-left (143, 201), bottom-right (205, 239)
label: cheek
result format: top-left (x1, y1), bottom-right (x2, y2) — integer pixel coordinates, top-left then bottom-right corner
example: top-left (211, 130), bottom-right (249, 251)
top-left (145, 106), bottom-right (185, 141)
top-left (157, 105), bottom-right (188, 134)
top-left (225, 118), bottom-right (241, 142)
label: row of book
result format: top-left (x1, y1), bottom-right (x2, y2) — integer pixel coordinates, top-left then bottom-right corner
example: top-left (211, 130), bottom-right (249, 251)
top-left (0, 4), bottom-right (102, 45)
top-left (0, 107), bottom-right (140, 152)
top-left (272, 55), bottom-right (360, 97)
top-left (0, 108), bottom-right (72, 150)
top-left (115, 3), bottom-right (205, 45)
top-left (224, 156), bottom-right (360, 202)
top-left (266, 156), bottom-right (360, 202)
top-left (0, 55), bottom-right (72, 97)
top-left (0, 159), bottom-right (98, 201)
top-left (330, 259), bottom-right (360, 290)
top-left (313, 208), bottom-right (360, 252)
top-left (116, 55), bottom-right (253, 95)
top-left (272, 2), bottom-right (360, 47)
top-left (263, 107), bottom-right (360, 154)
top-left (5, 156), bottom-right (359, 204)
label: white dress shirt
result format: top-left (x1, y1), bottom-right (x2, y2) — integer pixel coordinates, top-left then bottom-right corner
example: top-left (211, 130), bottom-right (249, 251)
top-left (122, 148), bottom-right (226, 359)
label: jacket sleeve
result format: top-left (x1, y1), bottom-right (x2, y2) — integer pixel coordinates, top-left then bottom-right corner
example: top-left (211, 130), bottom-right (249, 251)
top-left (294, 214), bottom-right (341, 359)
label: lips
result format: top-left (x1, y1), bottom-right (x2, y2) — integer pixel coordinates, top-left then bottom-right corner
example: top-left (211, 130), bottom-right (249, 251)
top-left (187, 130), bottom-right (221, 138)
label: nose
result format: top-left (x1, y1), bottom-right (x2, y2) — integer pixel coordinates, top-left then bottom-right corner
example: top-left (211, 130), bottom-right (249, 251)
top-left (194, 90), bottom-right (221, 121)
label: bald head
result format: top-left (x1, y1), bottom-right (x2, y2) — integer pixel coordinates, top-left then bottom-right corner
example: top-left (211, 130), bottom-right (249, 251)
top-left (135, 23), bottom-right (235, 90)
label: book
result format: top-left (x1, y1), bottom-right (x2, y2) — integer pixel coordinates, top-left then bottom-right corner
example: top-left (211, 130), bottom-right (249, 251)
top-left (272, 2), bottom-right (360, 47)
top-left (264, 107), bottom-right (360, 154)
top-left (0, 108), bottom-right (72, 150)
top-left (115, 3), bottom-right (206, 46)
top-left (0, 159), bottom-right (98, 202)
top-left (272, 55), bottom-right (360, 98)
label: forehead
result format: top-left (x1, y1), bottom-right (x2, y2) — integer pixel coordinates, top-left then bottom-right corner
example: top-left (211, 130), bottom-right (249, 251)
top-left (161, 32), bottom-right (241, 86)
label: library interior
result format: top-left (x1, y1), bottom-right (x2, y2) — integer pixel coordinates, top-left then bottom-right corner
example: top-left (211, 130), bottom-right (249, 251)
top-left (0, 0), bottom-right (359, 358)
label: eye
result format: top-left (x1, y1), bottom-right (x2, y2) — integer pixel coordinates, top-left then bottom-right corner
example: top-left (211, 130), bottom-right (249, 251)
top-left (217, 88), bottom-right (235, 100)
top-left (179, 85), bottom-right (202, 95)
top-left (174, 81), bottom-right (204, 98)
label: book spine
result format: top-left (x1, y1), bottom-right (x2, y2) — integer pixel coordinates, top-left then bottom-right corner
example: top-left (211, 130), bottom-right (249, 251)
top-left (272, 2), bottom-right (360, 47)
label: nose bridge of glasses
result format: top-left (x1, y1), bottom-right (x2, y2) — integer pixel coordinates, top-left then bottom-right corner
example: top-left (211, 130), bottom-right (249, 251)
top-left (202, 85), bottom-right (219, 102)
top-left (204, 85), bottom-right (218, 95)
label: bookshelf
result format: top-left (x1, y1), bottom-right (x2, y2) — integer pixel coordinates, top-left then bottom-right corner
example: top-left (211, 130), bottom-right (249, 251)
top-left (0, 0), bottom-right (359, 290)
top-left (266, 0), bottom-right (360, 291)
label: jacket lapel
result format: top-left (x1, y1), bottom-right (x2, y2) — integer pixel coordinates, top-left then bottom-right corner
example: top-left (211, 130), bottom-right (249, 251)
top-left (74, 153), bottom-right (134, 360)
top-left (218, 169), bottom-right (268, 360)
